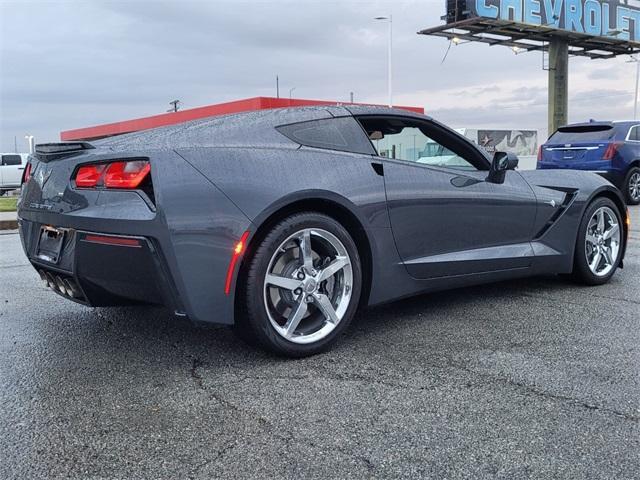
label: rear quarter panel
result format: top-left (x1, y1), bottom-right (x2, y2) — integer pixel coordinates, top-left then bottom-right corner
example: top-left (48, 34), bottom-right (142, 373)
top-left (174, 146), bottom-right (413, 306)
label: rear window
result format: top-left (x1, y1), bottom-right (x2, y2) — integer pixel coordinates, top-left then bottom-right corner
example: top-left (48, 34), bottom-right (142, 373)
top-left (276, 117), bottom-right (375, 155)
top-left (549, 125), bottom-right (614, 143)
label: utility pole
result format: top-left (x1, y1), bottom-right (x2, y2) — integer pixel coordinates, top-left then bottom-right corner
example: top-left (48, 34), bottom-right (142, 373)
top-left (167, 100), bottom-right (180, 113)
top-left (14, 136), bottom-right (17, 152)
top-left (350, 92), bottom-right (354, 103)
top-left (276, 75), bottom-right (280, 99)
top-left (547, 38), bottom-right (568, 134)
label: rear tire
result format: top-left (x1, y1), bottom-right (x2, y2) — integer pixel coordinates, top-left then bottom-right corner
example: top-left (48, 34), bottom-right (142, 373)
top-left (235, 212), bottom-right (362, 357)
top-left (624, 166), bottom-right (640, 205)
top-left (572, 198), bottom-right (623, 285)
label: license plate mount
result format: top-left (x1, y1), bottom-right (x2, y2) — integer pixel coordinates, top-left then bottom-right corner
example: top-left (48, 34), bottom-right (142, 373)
top-left (36, 226), bottom-right (65, 264)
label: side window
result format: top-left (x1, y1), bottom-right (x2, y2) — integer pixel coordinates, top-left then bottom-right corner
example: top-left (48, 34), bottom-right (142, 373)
top-left (357, 116), bottom-right (481, 171)
top-left (1, 155), bottom-right (22, 166)
top-left (276, 117), bottom-right (375, 155)
top-left (629, 126), bottom-right (640, 141)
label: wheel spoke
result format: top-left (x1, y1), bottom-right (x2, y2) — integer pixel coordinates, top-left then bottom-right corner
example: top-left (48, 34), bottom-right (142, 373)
top-left (601, 247), bottom-right (613, 266)
top-left (317, 256), bottom-right (349, 282)
top-left (299, 230), bottom-right (314, 272)
top-left (283, 298), bottom-right (307, 338)
top-left (596, 209), bottom-right (605, 232)
top-left (603, 224), bottom-right (619, 241)
top-left (585, 233), bottom-right (598, 247)
top-left (589, 251), bottom-right (602, 272)
top-left (313, 293), bottom-right (339, 325)
top-left (266, 274), bottom-right (302, 291)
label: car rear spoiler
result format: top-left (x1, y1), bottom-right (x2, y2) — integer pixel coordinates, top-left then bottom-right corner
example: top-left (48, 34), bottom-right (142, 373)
top-left (34, 142), bottom-right (95, 162)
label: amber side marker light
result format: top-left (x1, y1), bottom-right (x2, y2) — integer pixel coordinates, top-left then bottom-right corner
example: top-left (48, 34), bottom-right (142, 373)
top-left (225, 231), bottom-right (250, 295)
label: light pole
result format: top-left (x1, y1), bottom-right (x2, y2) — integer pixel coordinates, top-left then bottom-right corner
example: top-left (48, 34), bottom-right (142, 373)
top-left (289, 87), bottom-right (296, 100)
top-left (374, 15), bottom-right (393, 108)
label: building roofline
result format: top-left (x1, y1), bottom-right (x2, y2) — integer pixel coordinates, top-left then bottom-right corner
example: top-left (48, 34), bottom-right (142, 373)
top-left (60, 96), bottom-right (424, 141)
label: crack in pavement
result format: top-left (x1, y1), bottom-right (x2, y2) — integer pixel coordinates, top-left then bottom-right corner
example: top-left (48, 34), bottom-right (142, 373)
top-left (204, 359), bottom-right (639, 424)
top-left (187, 358), bottom-right (376, 472)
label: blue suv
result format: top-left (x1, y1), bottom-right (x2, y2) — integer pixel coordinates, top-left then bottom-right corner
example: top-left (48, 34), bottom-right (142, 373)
top-left (538, 121), bottom-right (640, 204)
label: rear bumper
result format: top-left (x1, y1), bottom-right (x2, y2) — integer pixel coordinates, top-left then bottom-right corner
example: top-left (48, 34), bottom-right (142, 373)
top-left (19, 219), bottom-right (182, 311)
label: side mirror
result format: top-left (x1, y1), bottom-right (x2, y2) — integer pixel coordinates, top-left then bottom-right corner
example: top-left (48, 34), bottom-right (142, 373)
top-left (487, 151), bottom-right (519, 184)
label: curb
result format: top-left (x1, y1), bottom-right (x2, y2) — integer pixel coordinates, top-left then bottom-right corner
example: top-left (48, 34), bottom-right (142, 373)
top-left (0, 220), bottom-right (18, 230)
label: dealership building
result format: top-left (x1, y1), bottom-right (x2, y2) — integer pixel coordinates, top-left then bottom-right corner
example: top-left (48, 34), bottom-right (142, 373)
top-left (60, 96), bottom-right (424, 142)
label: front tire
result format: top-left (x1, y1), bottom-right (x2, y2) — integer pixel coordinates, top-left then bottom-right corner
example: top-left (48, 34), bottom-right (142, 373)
top-left (236, 212), bottom-right (362, 357)
top-left (624, 166), bottom-right (640, 205)
top-left (572, 198), bottom-right (623, 285)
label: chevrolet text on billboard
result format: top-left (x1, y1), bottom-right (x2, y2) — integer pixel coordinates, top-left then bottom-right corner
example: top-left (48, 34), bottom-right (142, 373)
top-left (468, 0), bottom-right (639, 41)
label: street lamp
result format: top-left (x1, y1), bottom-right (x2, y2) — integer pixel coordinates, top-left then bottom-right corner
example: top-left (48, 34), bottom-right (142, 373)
top-left (289, 87), bottom-right (296, 100)
top-left (627, 55), bottom-right (640, 120)
top-left (374, 15), bottom-right (393, 108)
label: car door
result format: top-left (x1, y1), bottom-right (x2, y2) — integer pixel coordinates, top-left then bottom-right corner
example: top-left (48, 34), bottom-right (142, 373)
top-left (356, 115), bottom-right (538, 280)
top-left (1, 154), bottom-right (24, 187)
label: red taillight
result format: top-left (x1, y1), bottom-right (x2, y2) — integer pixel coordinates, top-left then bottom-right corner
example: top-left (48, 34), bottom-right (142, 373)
top-left (224, 231), bottom-right (250, 295)
top-left (537, 145), bottom-right (543, 162)
top-left (103, 160), bottom-right (151, 189)
top-left (22, 162), bottom-right (32, 184)
top-left (83, 234), bottom-right (141, 247)
top-left (75, 164), bottom-right (107, 188)
top-left (602, 142), bottom-right (621, 160)
top-left (73, 160), bottom-right (150, 189)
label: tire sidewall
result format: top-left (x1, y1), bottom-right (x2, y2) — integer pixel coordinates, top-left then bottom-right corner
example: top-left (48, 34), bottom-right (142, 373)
top-left (573, 197), bottom-right (623, 285)
top-left (241, 213), bottom-right (362, 357)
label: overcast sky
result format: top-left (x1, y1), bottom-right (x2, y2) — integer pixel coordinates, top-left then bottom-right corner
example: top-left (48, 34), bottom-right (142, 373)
top-left (0, 0), bottom-right (637, 152)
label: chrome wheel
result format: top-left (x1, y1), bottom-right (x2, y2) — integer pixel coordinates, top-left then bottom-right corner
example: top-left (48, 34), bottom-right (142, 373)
top-left (629, 172), bottom-right (640, 202)
top-left (263, 228), bottom-right (353, 344)
top-left (585, 206), bottom-right (620, 277)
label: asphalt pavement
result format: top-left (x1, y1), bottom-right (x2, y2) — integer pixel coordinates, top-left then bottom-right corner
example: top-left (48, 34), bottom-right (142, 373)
top-left (1, 207), bottom-right (638, 479)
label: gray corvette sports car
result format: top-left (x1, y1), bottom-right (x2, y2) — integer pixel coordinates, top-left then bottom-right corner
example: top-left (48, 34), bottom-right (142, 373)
top-left (18, 106), bottom-right (629, 356)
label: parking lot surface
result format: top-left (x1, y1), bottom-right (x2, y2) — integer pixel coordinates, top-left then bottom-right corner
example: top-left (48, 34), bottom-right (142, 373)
top-left (1, 207), bottom-right (638, 479)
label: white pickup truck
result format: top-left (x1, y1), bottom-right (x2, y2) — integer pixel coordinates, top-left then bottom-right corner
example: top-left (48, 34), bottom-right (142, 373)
top-left (0, 153), bottom-right (28, 195)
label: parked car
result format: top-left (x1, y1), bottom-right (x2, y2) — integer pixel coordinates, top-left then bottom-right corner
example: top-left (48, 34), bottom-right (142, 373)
top-left (538, 121), bottom-right (640, 204)
top-left (18, 107), bottom-right (628, 357)
top-left (0, 153), bottom-right (28, 195)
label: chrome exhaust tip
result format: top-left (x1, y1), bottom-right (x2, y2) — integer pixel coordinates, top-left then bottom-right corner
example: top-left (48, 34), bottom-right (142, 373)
top-left (54, 276), bottom-right (68, 295)
top-left (63, 278), bottom-right (80, 298)
top-left (45, 272), bottom-right (56, 289)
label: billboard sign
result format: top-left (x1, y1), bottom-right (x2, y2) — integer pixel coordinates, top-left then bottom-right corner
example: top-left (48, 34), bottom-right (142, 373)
top-left (451, 0), bottom-right (640, 42)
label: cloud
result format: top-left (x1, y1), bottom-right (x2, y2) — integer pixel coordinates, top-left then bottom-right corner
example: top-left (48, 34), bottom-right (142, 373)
top-left (0, 0), bottom-right (636, 150)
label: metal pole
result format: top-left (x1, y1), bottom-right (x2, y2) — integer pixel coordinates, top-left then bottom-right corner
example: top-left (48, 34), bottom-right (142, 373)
top-left (548, 37), bottom-right (568, 135)
top-left (634, 58), bottom-right (639, 120)
top-left (350, 92), bottom-right (354, 103)
top-left (276, 75), bottom-right (279, 99)
top-left (388, 15), bottom-right (393, 108)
